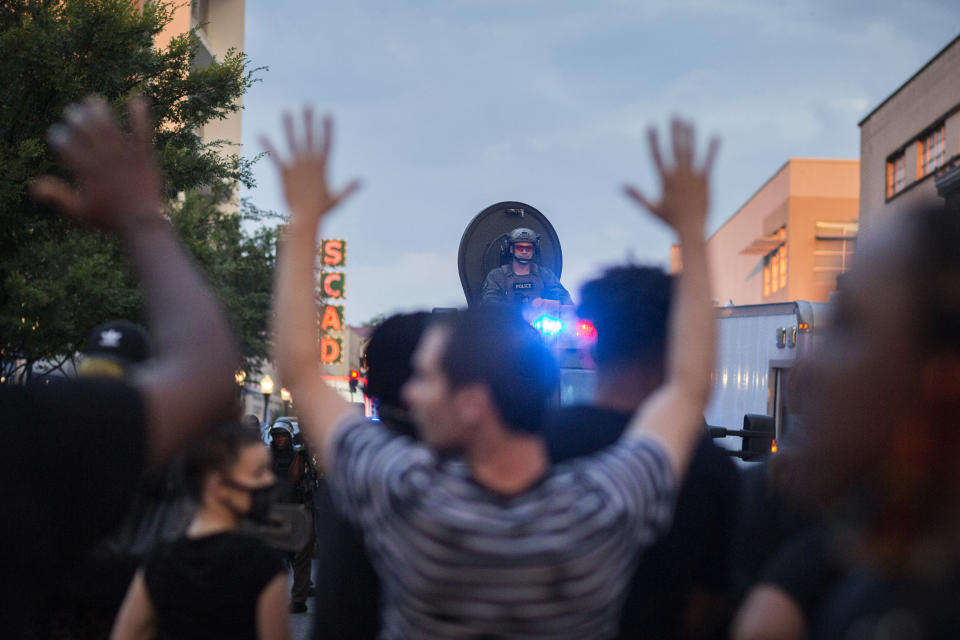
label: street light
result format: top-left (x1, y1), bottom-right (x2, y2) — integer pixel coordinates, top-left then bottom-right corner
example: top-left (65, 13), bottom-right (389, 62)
top-left (234, 369), bottom-right (246, 406)
top-left (260, 375), bottom-right (274, 425)
top-left (280, 387), bottom-right (292, 416)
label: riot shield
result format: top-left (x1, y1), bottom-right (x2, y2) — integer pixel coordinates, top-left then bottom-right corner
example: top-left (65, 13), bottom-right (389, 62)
top-left (457, 201), bottom-right (563, 305)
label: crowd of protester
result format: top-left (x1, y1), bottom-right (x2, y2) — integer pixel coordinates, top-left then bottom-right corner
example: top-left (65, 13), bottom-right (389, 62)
top-left (3, 94), bottom-right (960, 640)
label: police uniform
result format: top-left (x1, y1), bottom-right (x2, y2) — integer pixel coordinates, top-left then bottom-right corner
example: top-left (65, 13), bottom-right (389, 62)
top-left (480, 263), bottom-right (573, 306)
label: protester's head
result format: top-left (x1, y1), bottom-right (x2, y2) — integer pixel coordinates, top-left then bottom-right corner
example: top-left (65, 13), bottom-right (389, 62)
top-left (240, 414), bottom-right (262, 430)
top-left (183, 423), bottom-right (274, 520)
top-left (578, 265), bottom-right (672, 376)
top-left (363, 312), bottom-right (432, 436)
top-left (77, 319), bottom-right (150, 379)
top-left (403, 305), bottom-right (559, 451)
top-left (798, 202), bottom-right (960, 560)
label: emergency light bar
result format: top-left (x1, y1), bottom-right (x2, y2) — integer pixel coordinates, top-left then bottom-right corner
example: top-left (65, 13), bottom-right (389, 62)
top-left (531, 314), bottom-right (564, 336)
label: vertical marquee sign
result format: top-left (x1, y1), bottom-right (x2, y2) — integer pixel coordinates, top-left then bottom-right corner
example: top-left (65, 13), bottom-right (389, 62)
top-left (318, 239), bottom-right (347, 364)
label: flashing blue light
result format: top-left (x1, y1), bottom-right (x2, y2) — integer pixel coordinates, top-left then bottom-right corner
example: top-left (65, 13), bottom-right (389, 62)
top-left (532, 314), bottom-right (564, 336)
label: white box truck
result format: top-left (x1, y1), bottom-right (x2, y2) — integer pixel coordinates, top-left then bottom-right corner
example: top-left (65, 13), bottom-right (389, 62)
top-left (706, 300), bottom-right (830, 459)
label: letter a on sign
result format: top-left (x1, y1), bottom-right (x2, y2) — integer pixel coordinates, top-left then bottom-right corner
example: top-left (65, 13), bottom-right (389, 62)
top-left (320, 305), bottom-right (344, 332)
top-left (320, 337), bottom-right (342, 364)
top-left (320, 272), bottom-right (345, 299)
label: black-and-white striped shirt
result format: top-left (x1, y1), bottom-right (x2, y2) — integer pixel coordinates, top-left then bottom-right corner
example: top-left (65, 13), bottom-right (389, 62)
top-left (328, 413), bottom-right (676, 639)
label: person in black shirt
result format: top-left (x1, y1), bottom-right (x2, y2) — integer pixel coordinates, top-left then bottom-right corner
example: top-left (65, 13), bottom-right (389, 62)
top-left (2, 96), bottom-right (239, 637)
top-left (312, 311), bottom-right (431, 640)
top-left (772, 203), bottom-right (960, 639)
top-left (545, 264), bottom-right (739, 640)
top-left (112, 423), bottom-right (287, 640)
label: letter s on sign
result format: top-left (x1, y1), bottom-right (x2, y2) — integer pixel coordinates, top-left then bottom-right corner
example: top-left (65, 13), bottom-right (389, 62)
top-left (323, 240), bottom-right (344, 266)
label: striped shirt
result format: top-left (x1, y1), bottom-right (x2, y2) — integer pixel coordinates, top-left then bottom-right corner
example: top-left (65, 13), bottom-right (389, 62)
top-left (328, 413), bottom-right (677, 639)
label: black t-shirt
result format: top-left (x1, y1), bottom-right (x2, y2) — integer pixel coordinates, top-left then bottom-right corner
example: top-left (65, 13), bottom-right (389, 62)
top-left (144, 532), bottom-right (284, 640)
top-left (312, 482), bottom-right (381, 640)
top-left (545, 405), bottom-right (740, 640)
top-left (758, 526), bottom-right (842, 622)
top-left (0, 379), bottom-right (147, 636)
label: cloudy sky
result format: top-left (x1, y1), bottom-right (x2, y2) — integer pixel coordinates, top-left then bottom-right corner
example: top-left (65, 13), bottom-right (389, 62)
top-left (239, 0), bottom-right (959, 325)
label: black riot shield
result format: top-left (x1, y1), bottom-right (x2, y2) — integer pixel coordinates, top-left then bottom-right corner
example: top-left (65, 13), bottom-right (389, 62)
top-left (457, 201), bottom-right (563, 306)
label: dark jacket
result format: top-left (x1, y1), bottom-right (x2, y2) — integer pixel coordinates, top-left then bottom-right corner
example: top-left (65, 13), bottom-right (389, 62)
top-left (480, 263), bottom-right (573, 305)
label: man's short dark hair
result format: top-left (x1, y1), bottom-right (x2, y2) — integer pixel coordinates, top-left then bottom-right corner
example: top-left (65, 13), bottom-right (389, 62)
top-left (364, 312), bottom-right (432, 410)
top-left (578, 265), bottom-right (673, 371)
top-left (183, 423), bottom-right (263, 502)
top-left (437, 305), bottom-right (558, 434)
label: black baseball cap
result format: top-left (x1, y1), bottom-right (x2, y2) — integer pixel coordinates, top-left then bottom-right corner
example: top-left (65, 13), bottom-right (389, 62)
top-left (82, 320), bottom-right (150, 366)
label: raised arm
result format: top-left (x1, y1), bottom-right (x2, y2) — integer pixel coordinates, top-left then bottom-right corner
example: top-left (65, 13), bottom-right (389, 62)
top-left (263, 110), bottom-right (360, 460)
top-left (622, 119), bottom-right (718, 477)
top-left (31, 96), bottom-right (240, 467)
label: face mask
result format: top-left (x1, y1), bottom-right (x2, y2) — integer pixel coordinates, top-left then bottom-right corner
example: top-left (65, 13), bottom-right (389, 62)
top-left (224, 479), bottom-right (276, 524)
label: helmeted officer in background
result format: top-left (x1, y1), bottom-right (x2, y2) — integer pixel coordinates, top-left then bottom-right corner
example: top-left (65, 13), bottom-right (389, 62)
top-left (480, 228), bottom-right (573, 307)
top-left (269, 418), bottom-right (316, 613)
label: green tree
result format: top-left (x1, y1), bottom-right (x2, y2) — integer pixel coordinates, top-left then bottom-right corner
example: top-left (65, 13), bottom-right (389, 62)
top-left (0, 0), bottom-right (274, 378)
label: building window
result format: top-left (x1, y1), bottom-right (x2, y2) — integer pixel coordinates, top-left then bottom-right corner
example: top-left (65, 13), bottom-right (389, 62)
top-left (761, 227), bottom-right (787, 299)
top-left (814, 221), bottom-right (857, 288)
top-left (778, 244), bottom-right (787, 289)
top-left (917, 124), bottom-right (946, 179)
top-left (886, 153), bottom-right (905, 198)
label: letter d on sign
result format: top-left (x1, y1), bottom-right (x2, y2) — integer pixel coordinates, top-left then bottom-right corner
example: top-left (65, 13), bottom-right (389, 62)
top-left (320, 337), bottom-right (342, 364)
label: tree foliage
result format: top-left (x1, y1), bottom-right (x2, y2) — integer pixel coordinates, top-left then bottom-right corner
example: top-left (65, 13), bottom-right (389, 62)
top-left (0, 0), bottom-right (274, 377)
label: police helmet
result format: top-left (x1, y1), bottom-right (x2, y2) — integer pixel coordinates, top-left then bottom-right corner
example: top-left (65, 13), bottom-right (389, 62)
top-left (269, 418), bottom-right (294, 438)
top-left (509, 228), bottom-right (538, 246)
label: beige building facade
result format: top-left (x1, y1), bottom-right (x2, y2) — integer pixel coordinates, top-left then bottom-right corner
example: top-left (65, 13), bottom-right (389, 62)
top-left (859, 34), bottom-right (960, 229)
top-left (138, 0), bottom-right (247, 209)
top-left (699, 158), bottom-right (859, 306)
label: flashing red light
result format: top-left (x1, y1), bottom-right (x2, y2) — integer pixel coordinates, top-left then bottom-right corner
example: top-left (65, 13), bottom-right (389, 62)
top-left (349, 369), bottom-right (359, 380)
top-left (575, 320), bottom-right (597, 340)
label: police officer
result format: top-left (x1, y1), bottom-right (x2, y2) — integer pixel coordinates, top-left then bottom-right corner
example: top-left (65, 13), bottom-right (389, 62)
top-left (269, 419), bottom-right (315, 613)
top-left (480, 228), bottom-right (573, 307)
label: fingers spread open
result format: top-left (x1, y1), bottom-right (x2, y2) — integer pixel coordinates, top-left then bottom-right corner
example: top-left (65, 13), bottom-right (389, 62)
top-left (30, 177), bottom-right (82, 218)
top-left (283, 112), bottom-right (298, 155)
top-left (702, 136), bottom-right (720, 176)
top-left (331, 178), bottom-right (361, 209)
top-left (320, 116), bottom-right (332, 163)
top-left (624, 184), bottom-right (657, 215)
top-left (303, 106), bottom-right (315, 151)
top-left (647, 127), bottom-right (665, 176)
top-left (260, 135), bottom-right (284, 169)
top-left (81, 95), bottom-right (122, 151)
top-left (128, 96), bottom-right (153, 151)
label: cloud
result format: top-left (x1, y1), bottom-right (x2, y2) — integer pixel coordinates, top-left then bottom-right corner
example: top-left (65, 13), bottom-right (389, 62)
top-left (241, 2), bottom-right (960, 320)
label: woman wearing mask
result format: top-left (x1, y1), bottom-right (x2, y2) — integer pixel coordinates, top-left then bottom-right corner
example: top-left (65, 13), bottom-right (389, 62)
top-left (111, 423), bottom-right (289, 640)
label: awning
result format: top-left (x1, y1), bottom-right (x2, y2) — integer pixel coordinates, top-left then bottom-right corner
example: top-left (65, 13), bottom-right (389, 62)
top-left (740, 233), bottom-right (784, 255)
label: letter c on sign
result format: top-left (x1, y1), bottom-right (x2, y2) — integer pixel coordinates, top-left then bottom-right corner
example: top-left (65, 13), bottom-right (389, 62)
top-left (323, 273), bottom-right (344, 298)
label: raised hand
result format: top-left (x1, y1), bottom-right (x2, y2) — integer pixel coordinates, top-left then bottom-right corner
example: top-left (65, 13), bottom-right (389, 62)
top-left (260, 110), bottom-right (360, 226)
top-left (624, 118), bottom-right (718, 236)
top-left (31, 95), bottom-right (165, 232)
